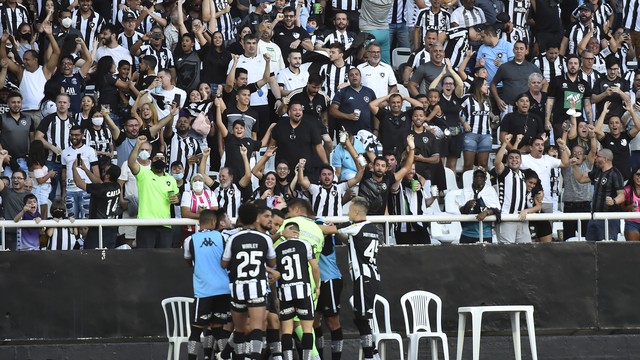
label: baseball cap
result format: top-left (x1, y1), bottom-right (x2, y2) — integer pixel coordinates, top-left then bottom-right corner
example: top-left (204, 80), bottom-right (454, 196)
top-left (577, 3), bottom-right (594, 11)
top-left (123, 12), bottom-right (136, 21)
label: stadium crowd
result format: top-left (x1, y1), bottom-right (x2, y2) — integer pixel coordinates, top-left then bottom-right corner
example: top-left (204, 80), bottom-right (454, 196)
top-left (0, 0), bottom-right (638, 252)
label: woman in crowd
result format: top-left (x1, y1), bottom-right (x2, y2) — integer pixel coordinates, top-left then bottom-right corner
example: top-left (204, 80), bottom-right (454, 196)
top-left (180, 173), bottom-right (218, 239)
top-left (461, 77), bottom-right (493, 171)
top-left (28, 140), bottom-right (55, 218)
top-left (228, 26), bottom-right (253, 55)
top-left (84, 108), bottom-right (114, 173)
top-left (132, 90), bottom-right (165, 153)
top-left (522, 169), bottom-right (552, 243)
top-left (75, 95), bottom-right (97, 124)
top-left (94, 56), bottom-right (130, 127)
top-left (39, 79), bottom-right (60, 119)
top-left (623, 165), bottom-right (640, 241)
top-left (203, 31), bottom-right (232, 91)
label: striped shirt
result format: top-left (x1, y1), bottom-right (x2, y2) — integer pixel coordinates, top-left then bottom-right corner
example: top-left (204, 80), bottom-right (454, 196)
top-left (565, 22), bottom-right (604, 55)
top-left (37, 114), bottom-right (78, 163)
top-left (213, 183), bottom-right (243, 218)
top-left (460, 95), bottom-right (491, 135)
top-left (532, 53), bottom-right (567, 83)
top-left (322, 30), bottom-right (356, 49)
top-left (506, 0), bottom-right (531, 29)
top-left (405, 0), bottom-right (425, 27)
top-left (450, 6), bottom-right (486, 28)
top-left (497, 168), bottom-right (527, 214)
top-left (337, 220), bottom-right (380, 280)
top-left (72, 10), bottom-right (106, 50)
top-left (571, 3), bottom-right (613, 28)
top-left (84, 126), bottom-right (112, 155)
top-left (319, 62), bottom-right (352, 101)
top-left (578, 68), bottom-right (601, 90)
top-left (600, 43), bottom-right (631, 73)
top-left (47, 227), bottom-right (78, 250)
top-left (117, 31), bottom-right (144, 70)
top-left (389, 183), bottom-right (431, 233)
top-left (331, 0), bottom-right (359, 11)
top-left (0, 3), bottom-right (30, 36)
top-left (166, 133), bottom-right (202, 182)
top-left (415, 7), bottom-right (451, 38)
top-left (308, 182), bottom-right (350, 217)
top-left (387, 0), bottom-right (407, 24)
top-left (408, 48), bottom-right (430, 69)
top-left (140, 44), bottom-right (175, 72)
top-left (214, 0), bottom-right (236, 41)
top-left (622, 0), bottom-right (640, 31)
top-left (443, 27), bottom-right (470, 70)
top-left (275, 238), bottom-right (314, 301)
top-left (498, 26), bottom-right (529, 44)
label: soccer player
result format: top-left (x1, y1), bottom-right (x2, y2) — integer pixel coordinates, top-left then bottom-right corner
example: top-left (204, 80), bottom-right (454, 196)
top-left (275, 222), bottom-right (320, 360)
top-left (221, 203), bottom-right (278, 360)
top-left (322, 197), bottom-right (381, 360)
top-left (183, 210), bottom-right (231, 360)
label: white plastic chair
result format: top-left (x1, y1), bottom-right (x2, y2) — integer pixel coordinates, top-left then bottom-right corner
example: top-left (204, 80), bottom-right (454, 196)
top-left (400, 291), bottom-right (450, 360)
top-left (391, 47), bottom-right (412, 70)
top-left (444, 189), bottom-right (464, 215)
top-left (444, 167), bottom-right (459, 194)
top-left (351, 295), bottom-right (405, 360)
top-left (161, 297), bottom-right (194, 360)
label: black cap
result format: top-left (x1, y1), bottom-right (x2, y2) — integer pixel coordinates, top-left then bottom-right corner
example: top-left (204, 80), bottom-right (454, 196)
top-left (577, 3), bottom-right (594, 11)
top-left (123, 11), bottom-right (136, 21)
top-left (495, 12), bottom-right (510, 24)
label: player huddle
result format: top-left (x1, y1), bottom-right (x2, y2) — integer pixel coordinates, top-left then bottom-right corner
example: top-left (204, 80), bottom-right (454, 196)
top-left (183, 197), bottom-right (381, 360)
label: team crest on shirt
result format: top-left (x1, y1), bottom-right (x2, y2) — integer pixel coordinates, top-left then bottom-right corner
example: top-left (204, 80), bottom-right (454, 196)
top-left (20, 119), bottom-right (26, 126)
top-left (71, 78), bottom-right (77, 85)
top-left (578, 84), bottom-right (585, 92)
top-left (166, 181), bottom-right (171, 186)
top-left (162, 54), bottom-right (168, 61)
top-left (601, 177), bottom-right (608, 185)
top-left (380, 73), bottom-right (385, 78)
top-left (621, 139), bottom-right (628, 146)
top-left (331, 190), bottom-right (337, 196)
top-left (228, 189), bottom-right (234, 196)
top-left (498, 53), bottom-right (503, 58)
top-left (380, 183), bottom-right (387, 190)
top-left (562, 83), bottom-right (568, 88)
top-left (293, 33), bottom-right (300, 39)
top-left (315, 105), bottom-right (322, 114)
top-left (363, 96), bottom-right (370, 103)
top-left (423, 137), bottom-right (429, 143)
top-left (89, 22), bottom-right (94, 28)
top-left (559, 64), bottom-right (564, 71)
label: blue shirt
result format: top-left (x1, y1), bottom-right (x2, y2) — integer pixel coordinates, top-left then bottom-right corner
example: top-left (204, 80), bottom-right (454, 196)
top-left (331, 138), bottom-right (365, 182)
top-left (315, 218), bottom-right (342, 281)
top-left (331, 85), bottom-right (377, 134)
top-left (189, 230), bottom-right (230, 298)
top-left (476, 39), bottom-right (514, 85)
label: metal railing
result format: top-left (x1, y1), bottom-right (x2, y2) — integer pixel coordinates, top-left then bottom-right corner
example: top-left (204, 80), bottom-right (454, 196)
top-left (2, 212), bottom-right (639, 250)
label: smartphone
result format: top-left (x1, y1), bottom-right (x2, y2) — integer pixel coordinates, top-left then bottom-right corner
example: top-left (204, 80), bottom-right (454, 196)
top-left (173, 93), bottom-right (181, 105)
top-left (77, 154), bottom-right (82, 162)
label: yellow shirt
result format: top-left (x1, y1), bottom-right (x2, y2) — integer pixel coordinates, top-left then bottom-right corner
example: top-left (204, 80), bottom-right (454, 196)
top-left (134, 168), bottom-right (178, 224)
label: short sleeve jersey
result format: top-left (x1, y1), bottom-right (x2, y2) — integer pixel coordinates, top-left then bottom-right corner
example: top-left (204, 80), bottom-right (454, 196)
top-left (275, 238), bottom-right (313, 299)
top-left (85, 182), bottom-right (121, 219)
top-left (222, 229), bottom-right (276, 283)
top-left (337, 220), bottom-right (380, 281)
top-left (134, 168), bottom-right (179, 222)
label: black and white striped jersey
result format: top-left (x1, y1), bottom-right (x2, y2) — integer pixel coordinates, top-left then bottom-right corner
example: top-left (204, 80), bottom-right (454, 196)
top-left (84, 126), bottom-right (112, 155)
top-left (322, 30), bottom-right (356, 49)
top-left (331, 0), bottom-right (359, 11)
top-left (214, 0), bottom-right (236, 41)
top-left (140, 45), bottom-right (175, 72)
top-left (600, 43), bottom-right (631, 73)
top-left (506, 0), bottom-right (531, 29)
top-left (275, 238), bottom-right (313, 301)
top-left (222, 229), bottom-right (276, 299)
top-left (578, 68), bottom-right (601, 90)
top-left (415, 7), bottom-right (451, 37)
top-left (337, 220), bottom-right (380, 281)
top-left (497, 168), bottom-right (527, 215)
top-left (72, 10), bottom-right (106, 50)
top-left (319, 62), bottom-right (352, 101)
top-left (0, 3), bottom-right (30, 36)
top-left (389, 183), bottom-right (431, 233)
top-left (498, 26), bottom-right (529, 45)
top-left (532, 53), bottom-right (566, 83)
top-left (407, 48), bottom-right (430, 70)
top-left (460, 95), bottom-right (491, 135)
top-left (622, 0), bottom-right (640, 31)
top-left (571, 3), bottom-right (613, 28)
top-left (46, 227), bottom-right (78, 250)
top-left (37, 115), bottom-right (78, 163)
top-left (387, 0), bottom-right (407, 24)
top-left (213, 183), bottom-right (243, 218)
top-left (565, 22), bottom-right (604, 55)
top-left (308, 182), bottom-right (350, 217)
top-left (443, 27), bottom-right (470, 70)
top-left (166, 132), bottom-right (202, 182)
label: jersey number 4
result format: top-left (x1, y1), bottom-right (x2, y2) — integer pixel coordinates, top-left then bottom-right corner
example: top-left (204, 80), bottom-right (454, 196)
top-left (363, 241), bottom-right (378, 265)
top-left (237, 250), bottom-right (263, 278)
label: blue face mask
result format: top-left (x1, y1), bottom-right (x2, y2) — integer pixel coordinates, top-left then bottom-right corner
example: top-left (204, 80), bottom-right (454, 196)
top-left (306, 25), bottom-right (316, 33)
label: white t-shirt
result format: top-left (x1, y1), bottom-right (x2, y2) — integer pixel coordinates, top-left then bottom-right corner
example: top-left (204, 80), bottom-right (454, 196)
top-left (149, 86), bottom-right (187, 125)
top-left (60, 144), bottom-right (99, 192)
top-left (95, 45), bottom-right (134, 66)
top-left (357, 62), bottom-right (398, 99)
top-left (276, 63), bottom-right (312, 92)
top-left (258, 40), bottom-right (286, 73)
top-left (520, 154), bottom-right (562, 204)
top-left (227, 55), bottom-right (270, 106)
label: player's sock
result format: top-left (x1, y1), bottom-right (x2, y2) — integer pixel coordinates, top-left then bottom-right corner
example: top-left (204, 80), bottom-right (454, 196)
top-left (330, 328), bottom-right (343, 360)
top-left (188, 326), bottom-right (204, 360)
top-left (355, 318), bottom-right (374, 359)
top-left (212, 328), bottom-right (230, 359)
top-left (281, 333), bottom-right (294, 360)
top-left (249, 329), bottom-right (264, 360)
top-left (302, 332), bottom-right (314, 360)
top-left (220, 331), bottom-right (235, 360)
top-left (267, 328), bottom-right (283, 360)
top-left (203, 328), bottom-right (214, 360)
top-left (231, 332), bottom-right (245, 360)
top-left (314, 326), bottom-right (324, 360)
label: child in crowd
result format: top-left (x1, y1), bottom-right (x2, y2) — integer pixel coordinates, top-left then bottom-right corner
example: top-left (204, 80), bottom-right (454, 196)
top-left (45, 198), bottom-right (79, 250)
top-left (14, 193), bottom-right (42, 250)
top-left (29, 140), bottom-right (55, 218)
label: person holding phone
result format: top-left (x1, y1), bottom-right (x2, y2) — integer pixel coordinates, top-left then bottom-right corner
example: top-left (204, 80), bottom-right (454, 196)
top-left (60, 125), bottom-right (100, 219)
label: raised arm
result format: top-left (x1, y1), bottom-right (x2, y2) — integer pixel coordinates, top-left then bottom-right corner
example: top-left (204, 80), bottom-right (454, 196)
top-left (594, 101), bottom-right (610, 140)
top-left (297, 158), bottom-right (311, 190)
top-left (237, 145), bottom-right (252, 188)
top-left (625, 99), bottom-right (640, 138)
top-left (0, 34), bottom-right (22, 79)
top-left (571, 162), bottom-right (591, 183)
top-left (252, 145), bottom-right (276, 180)
top-left (556, 138), bottom-right (571, 168)
top-left (199, 147), bottom-right (216, 187)
top-left (214, 97), bottom-right (229, 139)
top-left (225, 54), bottom-right (240, 93)
top-left (393, 134), bottom-right (416, 182)
top-left (149, 105), bottom-right (179, 138)
top-left (76, 37), bottom-right (93, 77)
top-left (495, 133), bottom-right (511, 175)
top-left (42, 21), bottom-right (60, 78)
top-left (128, 135), bottom-right (147, 175)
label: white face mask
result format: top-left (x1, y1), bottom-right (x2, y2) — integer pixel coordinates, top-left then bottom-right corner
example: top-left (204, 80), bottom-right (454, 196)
top-left (173, 173), bottom-right (184, 181)
top-left (61, 17), bottom-right (73, 29)
top-left (138, 150), bottom-right (151, 160)
top-left (264, 3), bottom-right (273, 13)
top-left (92, 117), bottom-right (104, 126)
top-left (192, 181), bottom-right (204, 192)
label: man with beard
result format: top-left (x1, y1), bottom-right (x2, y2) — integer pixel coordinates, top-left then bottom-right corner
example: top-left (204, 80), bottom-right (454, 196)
top-left (277, 50), bottom-right (310, 97)
top-left (560, 3), bottom-right (606, 56)
top-left (60, 125), bottom-right (100, 219)
top-left (72, 160), bottom-right (121, 249)
top-left (130, 25), bottom-right (175, 78)
top-left (545, 54), bottom-right (593, 140)
top-left (0, 92), bottom-right (34, 178)
top-left (369, 93), bottom-right (423, 159)
top-left (359, 134), bottom-right (415, 216)
top-left (71, 0), bottom-right (106, 49)
top-left (357, 43), bottom-right (397, 99)
top-left (272, 7), bottom-right (314, 61)
top-left (595, 100), bottom-right (640, 179)
top-left (591, 55), bottom-right (631, 121)
top-left (271, 101), bottom-right (328, 181)
top-left (55, 39), bottom-right (93, 114)
top-left (533, 42), bottom-right (566, 83)
top-left (128, 135), bottom-right (180, 248)
top-left (330, 68), bottom-right (377, 135)
top-left (409, 107), bottom-right (445, 192)
top-left (257, 21), bottom-right (285, 73)
top-left (95, 24), bottom-right (134, 66)
top-left (318, 11), bottom-right (356, 53)
top-left (286, 75), bottom-right (332, 157)
top-left (562, 142), bottom-right (596, 240)
top-left (500, 93), bottom-right (546, 152)
top-left (199, 146), bottom-right (252, 219)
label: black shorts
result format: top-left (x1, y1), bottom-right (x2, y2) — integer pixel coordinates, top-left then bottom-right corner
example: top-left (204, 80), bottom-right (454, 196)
top-left (352, 276), bottom-right (379, 319)
top-left (266, 290), bottom-right (279, 314)
top-left (193, 295), bottom-right (232, 326)
top-left (530, 220), bottom-right (552, 238)
top-left (318, 278), bottom-right (343, 317)
top-left (439, 134), bottom-right (463, 158)
top-left (279, 294), bottom-right (315, 321)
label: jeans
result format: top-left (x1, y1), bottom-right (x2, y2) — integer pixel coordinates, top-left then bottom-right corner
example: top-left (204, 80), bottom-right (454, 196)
top-left (586, 219), bottom-right (620, 241)
top-left (389, 22), bottom-right (410, 55)
top-left (66, 191), bottom-right (91, 219)
top-left (46, 161), bottom-right (63, 200)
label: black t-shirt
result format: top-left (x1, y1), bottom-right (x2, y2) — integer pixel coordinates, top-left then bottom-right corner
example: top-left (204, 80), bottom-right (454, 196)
top-left (548, 74), bottom-right (592, 123)
top-left (526, 91), bottom-right (548, 123)
top-left (223, 135), bottom-right (260, 180)
top-left (358, 170), bottom-right (394, 215)
top-left (599, 131), bottom-right (635, 179)
top-left (272, 116), bottom-right (322, 175)
top-left (202, 47), bottom-right (233, 84)
top-left (99, 74), bottom-right (119, 110)
top-left (592, 76), bottom-right (629, 119)
top-left (439, 94), bottom-right (462, 128)
top-left (588, 166), bottom-right (624, 212)
top-left (86, 182), bottom-right (121, 219)
top-left (500, 111), bottom-right (545, 148)
top-left (272, 23), bottom-right (311, 62)
top-left (289, 87), bottom-right (328, 123)
top-left (377, 108), bottom-right (412, 157)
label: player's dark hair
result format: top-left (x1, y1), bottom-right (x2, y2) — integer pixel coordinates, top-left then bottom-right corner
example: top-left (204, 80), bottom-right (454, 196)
top-left (286, 198), bottom-right (313, 216)
top-left (200, 209), bottom-right (217, 226)
top-left (238, 203), bottom-right (258, 226)
top-left (308, 73), bottom-right (323, 86)
top-left (105, 165), bottom-right (121, 181)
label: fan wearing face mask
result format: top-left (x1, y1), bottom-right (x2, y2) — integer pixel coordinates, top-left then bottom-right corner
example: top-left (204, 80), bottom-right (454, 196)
top-left (180, 173), bottom-right (219, 241)
top-left (84, 106), bottom-right (115, 174)
top-left (128, 134), bottom-right (180, 248)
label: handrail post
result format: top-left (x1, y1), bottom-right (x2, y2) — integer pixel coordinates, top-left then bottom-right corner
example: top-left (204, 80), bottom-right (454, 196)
top-left (99, 225), bottom-right (103, 249)
top-left (479, 220), bottom-right (484, 243)
top-left (605, 218), bottom-right (609, 241)
top-left (384, 222), bottom-right (389, 245)
top-left (577, 219), bottom-right (582, 240)
top-left (1, 226), bottom-right (4, 250)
